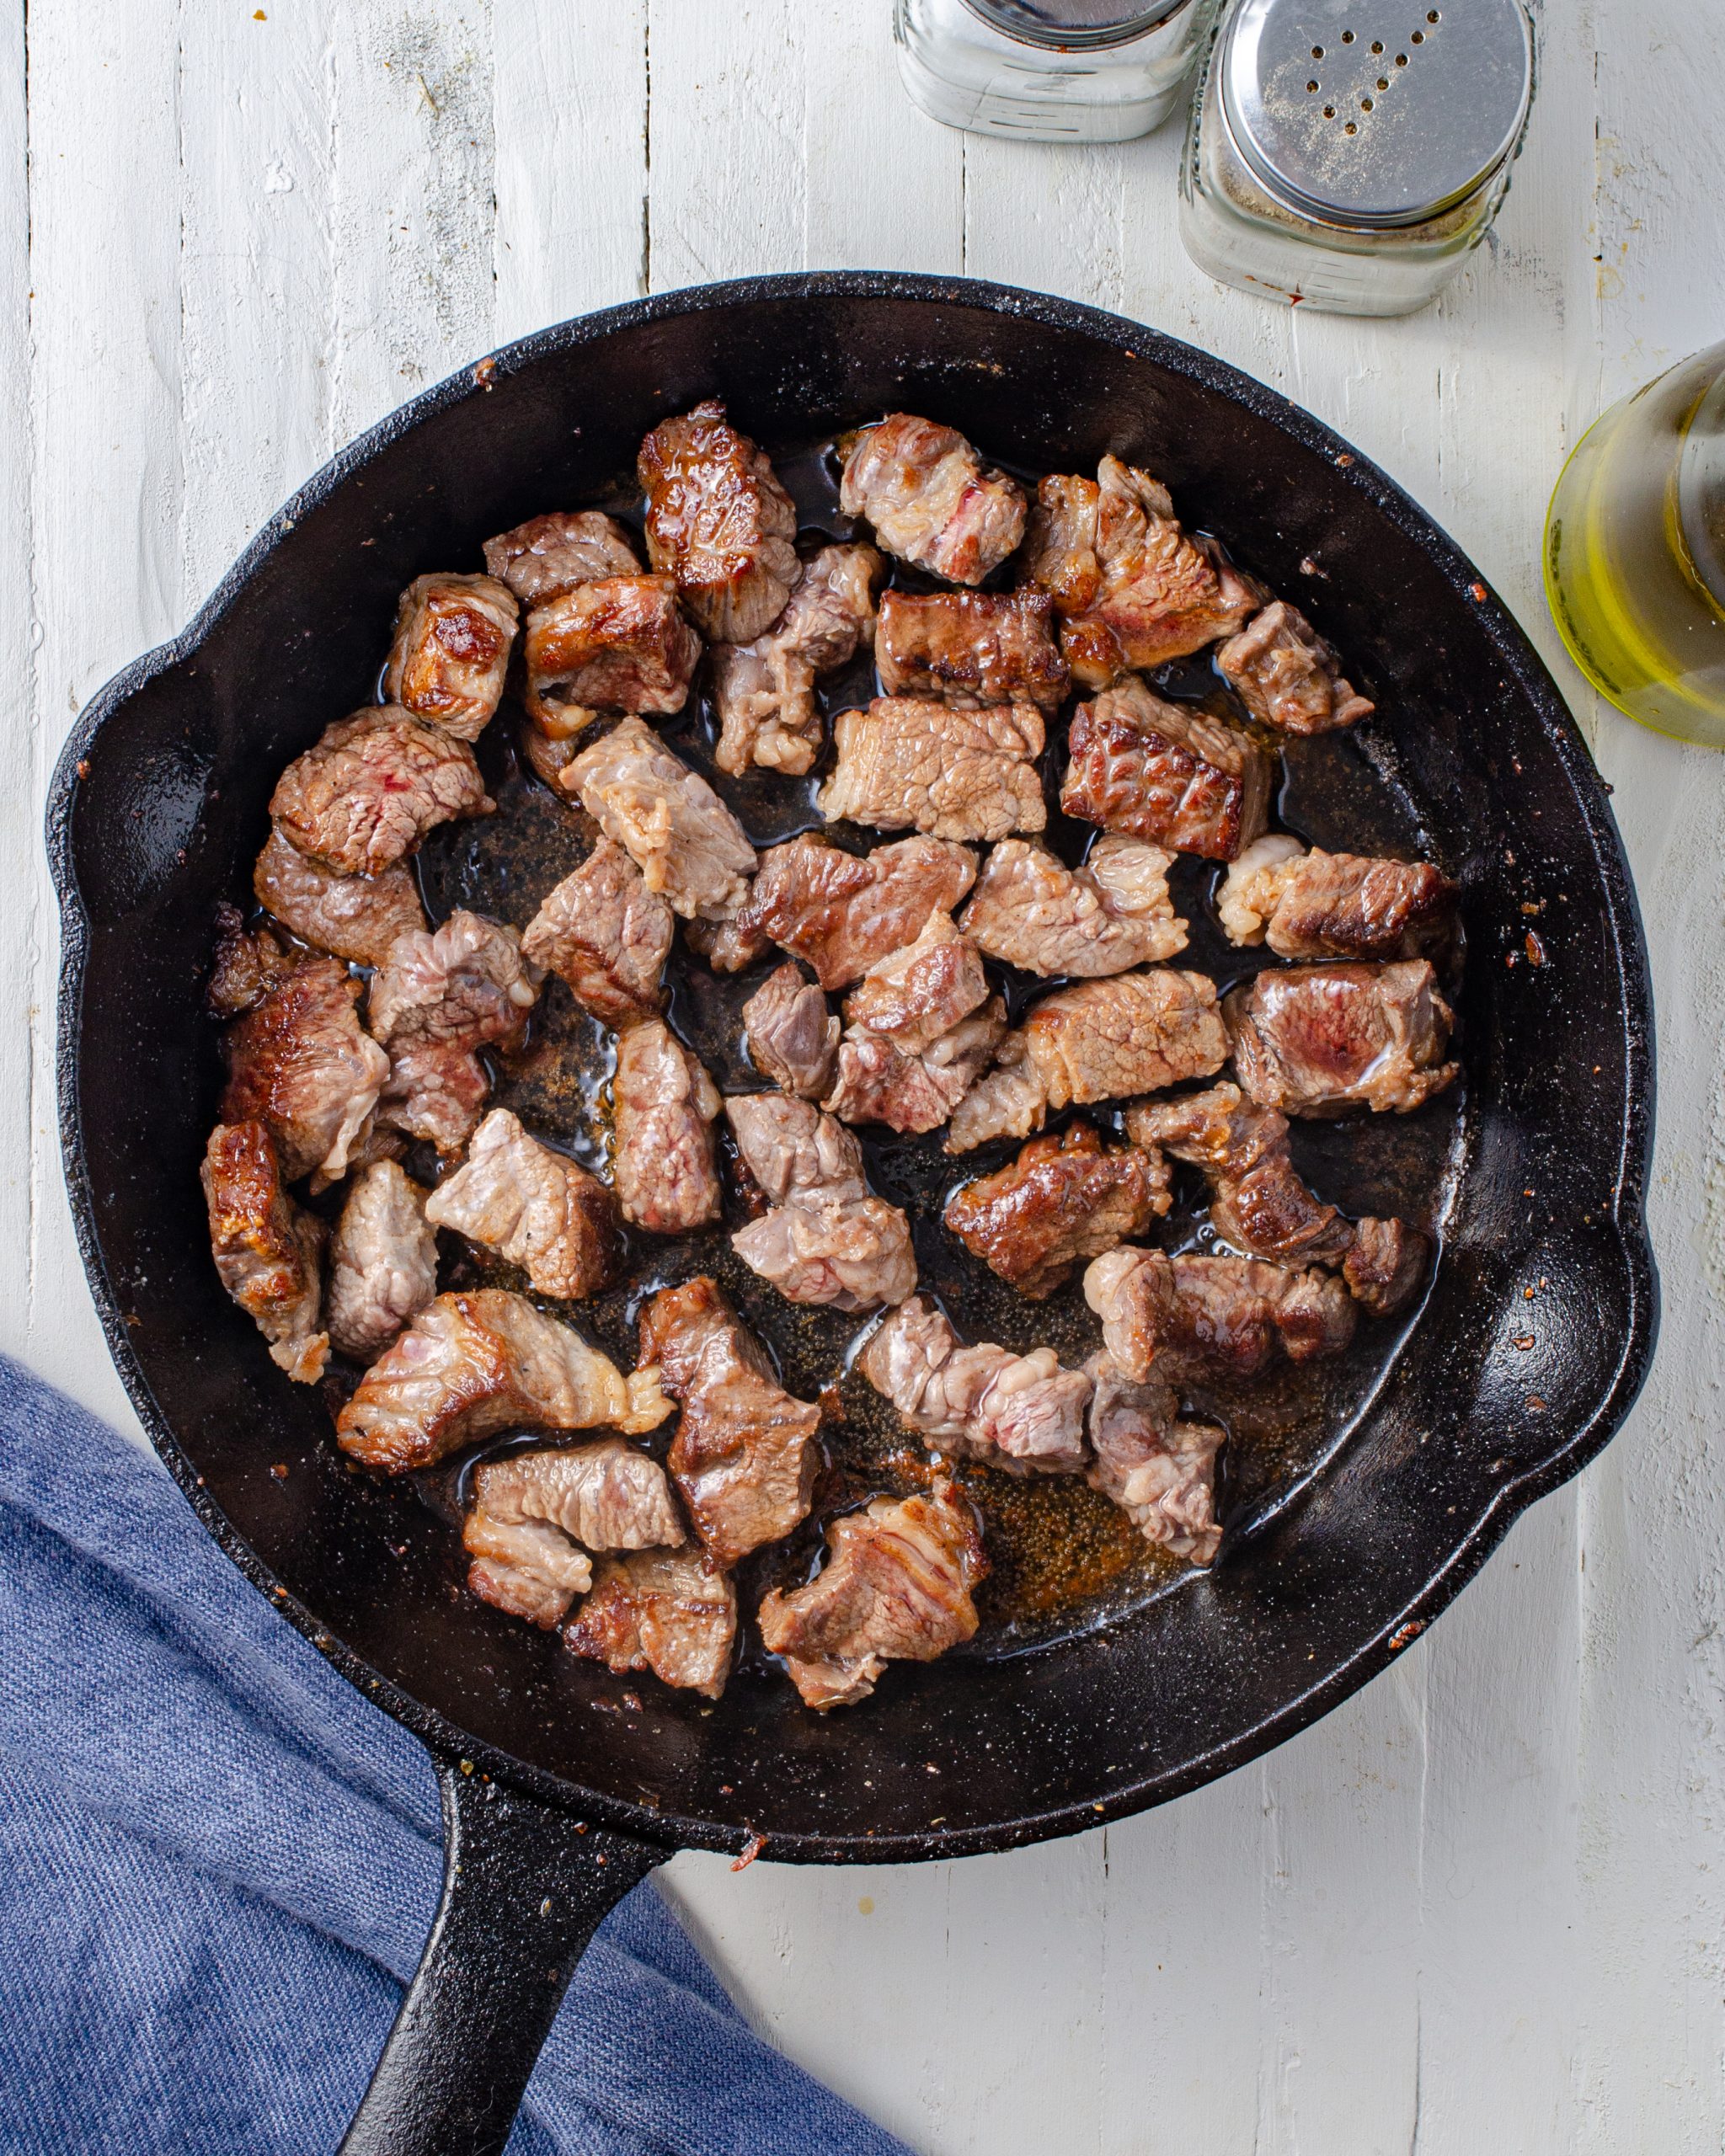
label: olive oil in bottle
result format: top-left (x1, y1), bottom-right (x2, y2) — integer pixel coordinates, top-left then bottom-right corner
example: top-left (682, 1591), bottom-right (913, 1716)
top-left (1544, 343), bottom-right (1725, 750)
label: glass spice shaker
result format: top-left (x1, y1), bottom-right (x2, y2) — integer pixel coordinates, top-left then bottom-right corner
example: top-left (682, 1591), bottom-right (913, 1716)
top-left (895, 0), bottom-right (1220, 144)
top-left (1179, 0), bottom-right (1535, 317)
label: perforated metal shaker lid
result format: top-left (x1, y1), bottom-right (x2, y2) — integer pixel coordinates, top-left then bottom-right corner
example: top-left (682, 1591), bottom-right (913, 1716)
top-left (961, 0), bottom-right (1194, 51)
top-left (1220, 0), bottom-right (1533, 228)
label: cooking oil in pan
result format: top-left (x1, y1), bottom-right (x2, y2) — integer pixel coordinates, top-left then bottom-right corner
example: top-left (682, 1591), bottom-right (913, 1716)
top-left (1545, 343), bottom-right (1725, 750)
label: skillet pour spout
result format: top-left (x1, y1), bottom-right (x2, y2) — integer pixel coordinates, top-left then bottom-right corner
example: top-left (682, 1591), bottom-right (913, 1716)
top-left (47, 275), bottom-right (1658, 2156)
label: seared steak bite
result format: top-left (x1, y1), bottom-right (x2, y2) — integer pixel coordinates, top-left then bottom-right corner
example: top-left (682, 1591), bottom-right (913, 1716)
top-left (744, 963), bottom-right (839, 1100)
top-left (711, 541), bottom-right (884, 777)
top-left (254, 829), bottom-right (428, 969)
top-left (521, 841), bottom-right (673, 1031)
top-left (377, 1041), bottom-right (491, 1156)
top-left (860, 1294), bottom-right (1092, 1476)
top-left (611, 1022), bottom-right (724, 1235)
top-left (1084, 1355), bottom-right (1224, 1565)
top-left (1061, 675), bottom-right (1272, 862)
top-left (464, 1438), bottom-right (686, 1627)
top-left (1127, 1081), bottom-right (1430, 1314)
top-left (1217, 838), bottom-right (1459, 963)
top-left (336, 1289), bottom-right (669, 1473)
top-left (482, 509), bottom-right (643, 607)
top-left (875, 588), bottom-right (1069, 712)
top-left (638, 400), bottom-right (801, 644)
top-left (839, 414), bottom-right (1027, 586)
top-left (1020, 455), bottom-right (1261, 686)
top-left (523, 574), bottom-right (701, 722)
top-left (943, 1124), bottom-right (1171, 1299)
top-left (208, 905), bottom-right (300, 1019)
top-left (566, 1548), bottom-right (737, 1698)
top-left (383, 573), bottom-right (519, 739)
top-left (959, 835), bottom-right (1187, 977)
top-left (325, 1160), bottom-right (437, 1363)
top-left (824, 910), bottom-right (1003, 1135)
top-left (566, 718), bottom-right (757, 921)
top-left (726, 1094), bottom-right (917, 1312)
top-left (740, 832), bottom-right (978, 990)
top-left (819, 697), bottom-right (1047, 844)
top-left (221, 958), bottom-right (391, 1186)
top-left (638, 1277), bottom-right (824, 1568)
top-left (1226, 960), bottom-right (1460, 1117)
top-left (269, 707), bottom-right (492, 877)
top-left (1023, 969), bottom-right (1228, 1108)
top-left (757, 1481), bottom-right (988, 1710)
top-left (1216, 600), bottom-right (1374, 735)
top-left (201, 1120), bottom-right (328, 1383)
top-left (425, 1109), bottom-right (622, 1301)
top-left (944, 1030), bottom-right (1047, 1155)
top-left (370, 910), bottom-right (541, 1054)
top-left (1084, 1247), bottom-right (1356, 1386)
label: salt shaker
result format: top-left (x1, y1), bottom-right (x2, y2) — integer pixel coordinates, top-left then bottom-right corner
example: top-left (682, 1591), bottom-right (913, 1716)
top-left (895, 0), bottom-right (1220, 143)
top-left (1179, 0), bottom-right (1535, 316)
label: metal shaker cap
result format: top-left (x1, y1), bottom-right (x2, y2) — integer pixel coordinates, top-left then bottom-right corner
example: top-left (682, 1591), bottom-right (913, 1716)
top-left (1220, 0), bottom-right (1533, 228)
top-left (962, 0), bottom-right (1193, 49)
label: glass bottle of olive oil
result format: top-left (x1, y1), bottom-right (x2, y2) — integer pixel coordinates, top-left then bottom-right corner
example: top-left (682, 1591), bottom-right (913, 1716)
top-left (1545, 343), bottom-right (1725, 750)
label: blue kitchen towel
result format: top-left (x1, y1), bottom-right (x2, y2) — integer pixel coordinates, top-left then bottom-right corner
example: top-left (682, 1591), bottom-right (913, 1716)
top-left (0, 1357), bottom-right (911, 2156)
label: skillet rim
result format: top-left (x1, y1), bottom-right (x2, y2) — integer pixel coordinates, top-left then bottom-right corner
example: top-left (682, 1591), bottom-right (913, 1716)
top-left (45, 269), bottom-right (1658, 1864)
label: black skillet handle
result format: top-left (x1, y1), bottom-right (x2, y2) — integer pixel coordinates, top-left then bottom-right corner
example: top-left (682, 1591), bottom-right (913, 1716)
top-left (339, 1758), bottom-right (668, 2156)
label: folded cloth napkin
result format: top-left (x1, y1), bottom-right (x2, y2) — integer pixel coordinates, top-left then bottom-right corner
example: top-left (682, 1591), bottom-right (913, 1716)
top-left (0, 1358), bottom-right (911, 2156)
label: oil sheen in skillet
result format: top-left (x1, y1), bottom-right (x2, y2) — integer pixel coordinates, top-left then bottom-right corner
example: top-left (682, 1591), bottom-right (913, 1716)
top-left (410, 430), bottom-right (1467, 1664)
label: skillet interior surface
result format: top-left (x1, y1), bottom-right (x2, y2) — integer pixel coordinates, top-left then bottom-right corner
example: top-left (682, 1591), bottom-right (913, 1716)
top-left (49, 275), bottom-right (1656, 1862)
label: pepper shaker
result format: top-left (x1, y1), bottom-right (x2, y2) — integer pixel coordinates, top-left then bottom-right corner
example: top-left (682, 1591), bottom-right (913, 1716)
top-left (1179, 0), bottom-right (1535, 316)
top-left (895, 0), bottom-right (1220, 143)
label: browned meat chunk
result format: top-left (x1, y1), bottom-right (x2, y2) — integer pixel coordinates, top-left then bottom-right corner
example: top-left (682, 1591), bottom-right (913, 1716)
top-left (959, 835), bottom-right (1187, 977)
top-left (1084, 1247), bottom-right (1356, 1386)
top-left (839, 414), bottom-right (1027, 587)
top-left (638, 400), bottom-right (800, 643)
top-left (819, 698), bottom-right (1046, 844)
top-left (1061, 676), bottom-right (1271, 862)
top-left (1126, 1081), bottom-right (1430, 1315)
top-left (1084, 1356), bottom-right (1224, 1566)
top-left (208, 905), bottom-right (299, 1018)
top-left (521, 841), bottom-right (673, 1030)
top-left (221, 958), bottom-right (390, 1185)
top-left (739, 832), bottom-right (978, 990)
top-left (638, 1278), bottom-right (823, 1568)
top-left (1020, 456), bottom-right (1261, 686)
top-left (463, 1438), bottom-right (686, 1629)
top-left (825, 911), bottom-right (1003, 1134)
top-left (1217, 838), bottom-right (1459, 962)
top-left (1216, 600), bottom-right (1374, 736)
top-left (744, 963), bottom-right (838, 1100)
top-left (757, 1482), bottom-right (987, 1710)
top-left (566, 1548), bottom-right (737, 1698)
top-left (945, 1030), bottom-right (1046, 1155)
top-left (269, 707), bottom-right (491, 877)
top-left (325, 1160), bottom-right (437, 1362)
top-left (1226, 960), bottom-right (1460, 1117)
top-left (425, 1108), bottom-right (621, 1300)
top-left (383, 573), bottom-right (519, 739)
top-left (254, 828), bottom-right (428, 969)
top-left (376, 1041), bottom-right (491, 1156)
top-left (943, 1124), bottom-right (1171, 1299)
top-left (710, 542), bottom-right (884, 777)
top-left (482, 510), bottom-right (642, 606)
top-left (370, 910), bottom-right (541, 1053)
top-left (860, 1295), bottom-right (1092, 1476)
top-left (201, 1120), bottom-right (328, 1382)
top-left (335, 1289), bottom-right (669, 1472)
top-left (726, 1094), bottom-right (917, 1312)
top-left (875, 589), bottom-right (1069, 712)
top-left (612, 1022), bottom-right (723, 1235)
top-left (1022, 969), bottom-right (1228, 1109)
top-left (566, 718), bottom-right (756, 922)
top-left (523, 575), bottom-right (701, 721)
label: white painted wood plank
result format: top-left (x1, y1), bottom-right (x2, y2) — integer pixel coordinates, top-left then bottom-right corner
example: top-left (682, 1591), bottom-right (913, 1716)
top-left (492, 0), bottom-right (648, 338)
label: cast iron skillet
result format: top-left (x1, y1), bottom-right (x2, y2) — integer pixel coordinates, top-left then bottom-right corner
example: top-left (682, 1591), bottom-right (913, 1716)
top-left (47, 274), bottom-right (1657, 2156)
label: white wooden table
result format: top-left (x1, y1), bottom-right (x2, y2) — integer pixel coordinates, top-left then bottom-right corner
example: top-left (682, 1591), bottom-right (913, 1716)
top-left (9, 5), bottom-right (1723, 2149)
